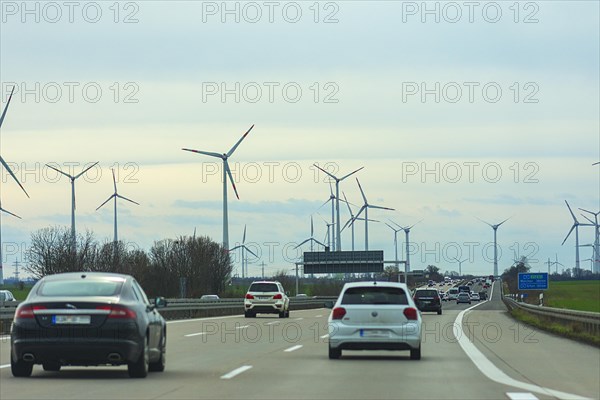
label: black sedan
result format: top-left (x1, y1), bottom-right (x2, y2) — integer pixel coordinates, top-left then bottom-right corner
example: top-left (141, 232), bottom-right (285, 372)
top-left (11, 272), bottom-right (167, 378)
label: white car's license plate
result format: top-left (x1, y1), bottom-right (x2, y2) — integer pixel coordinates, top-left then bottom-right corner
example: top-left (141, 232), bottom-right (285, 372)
top-left (53, 315), bottom-right (91, 325)
top-left (360, 329), bottom-right (389, 338)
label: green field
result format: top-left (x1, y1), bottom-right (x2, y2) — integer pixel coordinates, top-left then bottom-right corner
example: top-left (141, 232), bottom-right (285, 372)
top-left (545, 281), bottom-right (600, 313)
top-left (0, 286), bottom-right (32, 301)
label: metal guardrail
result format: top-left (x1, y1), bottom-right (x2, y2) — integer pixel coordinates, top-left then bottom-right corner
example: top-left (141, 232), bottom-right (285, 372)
top-left (0, 297), bottom-right (336, 333)
top-left (502, 295), bottom-right (600, 336)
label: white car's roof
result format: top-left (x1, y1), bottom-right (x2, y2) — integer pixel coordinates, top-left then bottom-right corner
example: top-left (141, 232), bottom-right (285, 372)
top-left (341, 281), bottom-right (409, 290)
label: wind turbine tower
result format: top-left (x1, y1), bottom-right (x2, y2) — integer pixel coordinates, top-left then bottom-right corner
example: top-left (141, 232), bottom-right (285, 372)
top-left (96, 169), bottom-right (140, 244)
top-left (478, 217), bottom-right (509, 277)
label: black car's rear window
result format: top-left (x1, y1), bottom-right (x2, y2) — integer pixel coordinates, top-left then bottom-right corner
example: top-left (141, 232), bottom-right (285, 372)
top-left (341, 287), bottom-right (408, 305)
top-left (249, 283), bottom-right (279, 292)
top-left (37, 280), bottom-right (123, 297)
top-left (415, 290), bottom-right (438, 297)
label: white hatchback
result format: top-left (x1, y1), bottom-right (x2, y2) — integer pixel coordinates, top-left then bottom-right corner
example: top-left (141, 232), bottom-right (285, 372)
top-left (326, 281), bottom-right (422, 360)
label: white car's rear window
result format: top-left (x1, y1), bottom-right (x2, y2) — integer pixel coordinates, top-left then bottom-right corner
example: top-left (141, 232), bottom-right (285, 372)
top-left (341, 287), bottom-right (408, 305)
top-left (249, 283), bottom-right (279, 292)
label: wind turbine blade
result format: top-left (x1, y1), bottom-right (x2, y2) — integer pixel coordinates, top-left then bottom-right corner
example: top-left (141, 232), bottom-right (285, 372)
top-left (356, 178), bottom-right (368, 204)
top-left (229, 245), bottom-right (242, 252)
top-left (96, 195), bottom-right (115, 211)
top-left (329, 181), bottom-right (334, 197)
top-left (224, 160), bottom-right (240, 200)
top-left (593, 162), bottom-right (599, 166)
top-left (227, 124), bottom-right (254, 157)
top-left (313, 164), bottom-right (336, 181)
top-left (243, 225), bottom-right (247, 244)
top-left (112, 169), bottom-right (117, 193)
top-left (243, 246), bottom-right (258, 258)
top-left (564, 200), bottom-right (578, 222)
top-left (1, 156), bottom-right (29, 198)
top-left (581, 214), bottom-right (595, 225)
top-left (116, 194), bottom-right (140, 206)
top-left (75, 161), bottom-right (99, 179)
top-left (312, 238), bottom-right (326, 248)
top-left (311, 216), bottom-right (314, 236)
top-left (497, 217), bottom-right (510, 227)
top-left (368, 205), bottom-right (395, 211)
top-left (0, 207), bottom-right (22, 219)
top-left (341, 217), bottom-right (353, 232)
top-left (45, 164), bottom-right (73, 179)
top-left (0, 86), bottom-right (15, 128)
top-left (354, 205), bottom-right (366, 220)
top-left (342, 192), bottom-right (354, 217)
top-left (339, 166), bottom-right (364, 181)
top-left (408, 219), bottom-right (424, 229)
top-left (561, 225), bottom-right (576, 246)
top-left (476, 216), bottom-right (493, 227)
top-left (294, 238), bottom-right (311, 249)
top-left (182, 148), bottom-right (223, 158)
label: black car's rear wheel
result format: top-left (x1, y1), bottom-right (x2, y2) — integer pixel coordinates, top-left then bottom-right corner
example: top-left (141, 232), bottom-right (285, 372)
top-left (149, 331), bottom-right (166, 372)
top-left (11, 352), bottom-right (33, 377)
top-left (128, 338), bottom-right (149, 378)
top-left (410, 346), bottom-right (421, 360)
top-left (328, 346), bottom-right (341, 359)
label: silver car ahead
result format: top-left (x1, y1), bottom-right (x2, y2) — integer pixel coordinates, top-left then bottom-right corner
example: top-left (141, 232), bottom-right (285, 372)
top-left (327, 281), bottom-right (422, 360)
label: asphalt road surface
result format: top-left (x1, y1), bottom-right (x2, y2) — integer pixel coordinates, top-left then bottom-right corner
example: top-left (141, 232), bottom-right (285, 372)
top-left (1, 282), bottom-right (598, 400)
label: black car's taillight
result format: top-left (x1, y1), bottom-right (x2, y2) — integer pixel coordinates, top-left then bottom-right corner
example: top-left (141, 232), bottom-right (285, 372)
top-left (14, 304), bottom-right (47, 320)
top-left (96, 305), bottom-right (137, 319)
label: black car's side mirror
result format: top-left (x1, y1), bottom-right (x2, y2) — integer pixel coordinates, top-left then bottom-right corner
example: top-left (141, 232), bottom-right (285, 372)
top-left (324, 301), bottom-right (334, 309)
top-left (154, 297), bottom-right (168, 308)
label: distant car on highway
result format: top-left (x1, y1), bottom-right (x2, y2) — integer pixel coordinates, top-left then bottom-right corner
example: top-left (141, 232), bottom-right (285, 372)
top-left (244, 280), bottom-right (290, 318)
top-left (470, 293), bottom-right (480, 301)
top-left (413, 288), bottom-right (442, 315)
top-left (478, 291), bottom-right (487, 300)
top-left (295, 293), bottom-right (308, 298)
top-left (447, 288), bottom-right (459, 301)
top-left (200, 294), bottom-right (220, 301)
top-left (326, 281), bottom-right (422, 360)
top-left (10, 272), bottom-right (167, 378)
top-left (456, 292), bottom-right (472, 304)
top-left (0, 289), bottom-right (16, 302)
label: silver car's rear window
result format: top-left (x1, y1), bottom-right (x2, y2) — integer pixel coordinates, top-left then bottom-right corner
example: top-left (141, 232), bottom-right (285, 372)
top-left (341, 287), bottom-right (409, 305)
top-left (249, 283), bottom-right (279, 292)
top-left (37, 280), bottom-right (123, 297)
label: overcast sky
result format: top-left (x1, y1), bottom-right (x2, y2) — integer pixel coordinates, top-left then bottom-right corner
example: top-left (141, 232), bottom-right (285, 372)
top-left (1, 1), bottom-right (599, 279)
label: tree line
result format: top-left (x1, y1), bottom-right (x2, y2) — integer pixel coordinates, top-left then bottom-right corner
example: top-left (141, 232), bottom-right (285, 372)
top-left (24, 226), bottom-right (233, 298)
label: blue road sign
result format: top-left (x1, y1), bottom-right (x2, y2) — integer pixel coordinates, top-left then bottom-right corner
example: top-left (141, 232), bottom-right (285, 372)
top-left (518, 273), bottom-right (549, 290)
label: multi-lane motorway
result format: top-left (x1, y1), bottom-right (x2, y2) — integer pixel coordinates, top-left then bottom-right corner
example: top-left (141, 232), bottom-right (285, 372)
top-left (1, 282), bottom-right (599, 400)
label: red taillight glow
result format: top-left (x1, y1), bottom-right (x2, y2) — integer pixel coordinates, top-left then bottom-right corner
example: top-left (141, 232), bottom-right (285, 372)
top-left (404, 307), bottom-right (418, 320)
top-left (331, 307), bottom-right (346, 320)
top-left (273, 293), bottom-right (282, 300)
top-left (245, 294), bottom-right (254, 300)
top-left (96, 305), bottom-right (136, 319)
top-left (15, 305), bottom-right (46, 320)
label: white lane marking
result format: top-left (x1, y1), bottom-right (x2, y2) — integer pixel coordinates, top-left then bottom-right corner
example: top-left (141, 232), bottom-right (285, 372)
top-left (314, 315), bottom-right (323, 317)
top-left (264, 321), bottom-right (279, 326)
top-left (0, 364), bottom-right (10, 369)
top-left (168, 315), bottom-right (242, 324)
top-left (454, 302), bottom-right (590, 400)
top-left (507, 393), bottom-right (539, 400)
top-left (320, 334), bottom-right (329, 339)
top-left (284, 345), bottom-right (303, 352)
top-left (184, 332), bottom-right (207, 337)
top-left (235, 325), bottom-right (249, 330)
top-left (221, 365), bottom-right (252, 380)
top-left (294, 318), bottom-right (304, 321)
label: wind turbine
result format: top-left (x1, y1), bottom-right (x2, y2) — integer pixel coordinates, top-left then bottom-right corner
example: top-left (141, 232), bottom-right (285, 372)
top-left (96, 169), bottom-right (140, 244)
top-left (0, 86), bottom-right (28, 286)
top-left (230, 225), bottom-right (258, 278)
top-left (386, 220), bottom-right (403, 266)
top-left (561, 201), bottom-right (592, 277)
top-left (316, 182), bottom-right (337, 250)
top-left (354, 178), bottom-right (394, 251)
top-left (295, 216), bottom-right (326, 251)
top-left (0, 203), bottom-right (21, 285)
top-left (452, 257), bottom-right (467, 276)
top-left (579, 208), bottom-right (600, 274)
top-left (182, 125), bottom-right (254, 251)
top-left (313, 164), bottom-right (363, 251)
top-left (477, 217), bottom-right (509, 277)
top-left (46, 162), bottom-right (99, 249)
top-left (390, 219), bottom-right (422, 273)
